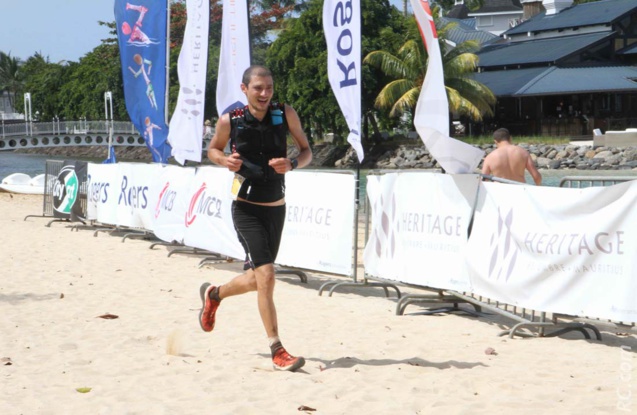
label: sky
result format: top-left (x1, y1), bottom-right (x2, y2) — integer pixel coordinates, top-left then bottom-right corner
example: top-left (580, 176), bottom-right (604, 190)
top-left (0, 0), bottom-right (115, 63)
top-left (0, 0), bottom-right (406, 64)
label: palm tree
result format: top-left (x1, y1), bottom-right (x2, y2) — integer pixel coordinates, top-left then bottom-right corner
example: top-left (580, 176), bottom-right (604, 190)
top-left (0, 52), bottom-right (24, 111)
top-left (363, 19), bottom-right (495, 125)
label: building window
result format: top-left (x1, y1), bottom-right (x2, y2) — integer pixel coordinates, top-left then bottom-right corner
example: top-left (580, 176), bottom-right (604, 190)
top-left (614, 95), bottom-right (622, 113)
top-left (479, 16), bottom-right (493, 27)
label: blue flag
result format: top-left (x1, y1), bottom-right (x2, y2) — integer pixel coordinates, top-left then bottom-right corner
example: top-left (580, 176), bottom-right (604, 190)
top-left (115, 0), bottom-right (171, 163)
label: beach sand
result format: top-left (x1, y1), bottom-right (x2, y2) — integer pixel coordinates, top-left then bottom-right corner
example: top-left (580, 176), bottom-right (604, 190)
top-left (1, 193), bottom-right (635, 414)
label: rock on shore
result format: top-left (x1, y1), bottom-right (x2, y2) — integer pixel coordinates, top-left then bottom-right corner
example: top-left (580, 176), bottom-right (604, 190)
top-left (16, 142), bottom-right (637, 171)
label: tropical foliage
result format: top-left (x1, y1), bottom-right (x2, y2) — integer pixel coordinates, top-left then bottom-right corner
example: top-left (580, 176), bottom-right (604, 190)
top-left (363, 16), bottom-right (495, 127)
top-left (1, 0), bottom-right (498, 141)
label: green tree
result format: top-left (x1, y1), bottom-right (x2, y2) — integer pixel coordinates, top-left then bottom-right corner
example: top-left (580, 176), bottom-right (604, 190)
top-left (0, 52), bottom-right (24, 111)
top-left (20, 53), bottom-right (68, 121)
top-left (363, 17), bottom-right (495, 128)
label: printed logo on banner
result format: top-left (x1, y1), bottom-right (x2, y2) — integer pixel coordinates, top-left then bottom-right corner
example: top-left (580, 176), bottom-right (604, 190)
top-left (368, 193), bottom-right (398, 260)
top-left (185, 183), bottom-right (222, 227)
top-left (118, 175), bottom-right (149, 209)
top-left (155, 181), bottom-right (176, 219)
top-left (285, 204), bottom-right (334, 240)
top-left (487, 207), bottom-right (628, 281)
top-left (87, 174), bottom-right (110, 204)
top-left (487, 208), bottom-right (520, 282)
top-left (53, 165), bottom-right (79, 215)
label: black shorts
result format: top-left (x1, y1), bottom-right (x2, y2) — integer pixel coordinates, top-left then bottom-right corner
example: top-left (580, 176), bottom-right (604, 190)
top-left (232, 200), bottom-right (286, 270)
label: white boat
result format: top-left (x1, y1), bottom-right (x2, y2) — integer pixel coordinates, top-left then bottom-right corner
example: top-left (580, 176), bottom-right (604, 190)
top-left (0, 173), bottom-right (46, 195)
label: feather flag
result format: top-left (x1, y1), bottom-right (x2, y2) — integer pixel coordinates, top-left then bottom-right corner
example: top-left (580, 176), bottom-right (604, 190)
top-left (216, 0), bottom-right (251, 116)
top-left (167, 0), bottom-right (210, 165)
top-left (410, 0), bottom-right (484, 173)
top-left (323, 0), bottom-right (364, 163)
top-left (115, 0), bottom-right (172, 163)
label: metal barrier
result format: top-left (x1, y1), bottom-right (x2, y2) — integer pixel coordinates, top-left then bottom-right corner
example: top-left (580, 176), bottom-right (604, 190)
top-left (24, 160), bottom-right (64, 221)
top-left (559, 175), bottom-right (637, 188)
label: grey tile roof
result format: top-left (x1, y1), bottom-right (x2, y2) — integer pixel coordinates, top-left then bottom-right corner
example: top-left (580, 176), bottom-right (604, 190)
top-left (505, 0), bottom-right (637, 36)
top-left (477, 32), bottom-right (613, 68)
top-left (471, 67), bottom-right (548, 96)
top-left (617, 43), bottom-right (637, 55)
top-left (470, 0), bottom-right (522, 14)
top-left (441, 17), bottom-right (499, 46)
top-left (473, 65), bottom-right (637, 96)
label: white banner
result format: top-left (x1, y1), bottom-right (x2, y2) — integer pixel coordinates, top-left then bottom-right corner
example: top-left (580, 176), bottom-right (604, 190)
top-left (323, 0), bottom-right (364, 163)
top-left (149, 164), bottom-right (197, 244)
top-left (277, 171), bottom-right (356, 275)
top-left (216, 0), bottom-right (251, 115)
top-left (363, 171), bottom-right (480, 290)
top-left (115, 163), bottom-right (157, 230)
top-left (168, 0), bottom-right (210, 165)
top-left (182, 166), bottom-right (245, 260)
top-left (86, 163), bottom-right (120, 225)
top-left (466, 181), bottom-right (637, 323)
top-left (409, 0), bottom-right (483, 174)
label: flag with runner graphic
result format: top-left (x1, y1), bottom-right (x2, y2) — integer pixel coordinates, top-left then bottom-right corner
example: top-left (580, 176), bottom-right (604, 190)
top-left (115, 0), bottom-right (171, 163)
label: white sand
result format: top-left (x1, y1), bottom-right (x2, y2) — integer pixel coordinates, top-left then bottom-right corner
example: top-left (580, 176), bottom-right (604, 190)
top-left (1, 193), bottom-right (635, 414)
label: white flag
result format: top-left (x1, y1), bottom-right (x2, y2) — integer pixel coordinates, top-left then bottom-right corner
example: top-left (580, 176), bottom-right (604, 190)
top-left (168, 0), bottom-right (210, 165)
top-left (216, 0), bottom-right (251, 116)
top-left (410, 0), bottom-right (484, 173)
top-left (323, 0), bottom-right (364, 162)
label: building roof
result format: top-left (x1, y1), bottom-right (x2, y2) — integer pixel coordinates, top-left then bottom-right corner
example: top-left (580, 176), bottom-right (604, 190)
top-left (473, 65), bottom-right (637, 97)
top-left (470, 0), bottom-right (522, 15)
top-left (441, 17), bottom-right (499, 46)
top-left (472, 67), bottom-right (548, 96)
top-left (617, 43), bottom-right (637, 55)
top-left (447, 3), bottom-right (470, 19)
top-left (505, 0), bottom-right (637, 36)
top-left (477, 32), bottom-right (613, 68)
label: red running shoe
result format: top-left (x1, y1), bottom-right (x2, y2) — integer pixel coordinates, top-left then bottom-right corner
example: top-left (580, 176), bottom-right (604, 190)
top-left (198, 283), bottom-right (220, 332)
top-left (272, 347), bottom-right (305, 372)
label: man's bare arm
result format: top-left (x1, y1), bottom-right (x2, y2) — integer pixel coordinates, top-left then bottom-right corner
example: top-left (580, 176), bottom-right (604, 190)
top-left (526, 156), bottom-right (542, 186)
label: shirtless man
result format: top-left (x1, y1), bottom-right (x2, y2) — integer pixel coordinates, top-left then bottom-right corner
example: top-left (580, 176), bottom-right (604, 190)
top-left (481, 128), bottom-right (542, 185)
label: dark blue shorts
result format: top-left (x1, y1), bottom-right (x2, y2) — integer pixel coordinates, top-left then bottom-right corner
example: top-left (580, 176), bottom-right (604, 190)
top-left (232, 201), bottom-right (286, 270)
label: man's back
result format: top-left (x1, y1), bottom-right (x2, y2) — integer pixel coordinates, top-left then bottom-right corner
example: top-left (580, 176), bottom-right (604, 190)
top-left (481, 132), bottom-right (542, 186)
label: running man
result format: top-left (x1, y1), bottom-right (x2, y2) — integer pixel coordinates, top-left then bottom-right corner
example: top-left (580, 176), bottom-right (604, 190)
top-left (199, 65), bottom-right (312, 372)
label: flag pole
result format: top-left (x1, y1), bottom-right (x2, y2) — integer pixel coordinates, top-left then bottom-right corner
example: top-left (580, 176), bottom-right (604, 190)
top-left (246, 0), bottom-right (252, 62)
top-left (165, 0), bottom-right (171, 126)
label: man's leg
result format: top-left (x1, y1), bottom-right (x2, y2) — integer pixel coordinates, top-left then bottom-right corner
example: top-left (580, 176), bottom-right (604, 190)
top-left (253, 263), bottom-right (278, 338)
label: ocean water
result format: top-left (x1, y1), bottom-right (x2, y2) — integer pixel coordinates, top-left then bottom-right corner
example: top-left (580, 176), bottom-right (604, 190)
top-left (1, 151), bottom-right (636, 188)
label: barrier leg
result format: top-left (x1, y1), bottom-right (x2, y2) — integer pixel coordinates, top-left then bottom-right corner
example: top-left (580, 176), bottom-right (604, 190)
top-left (275, 268), bottom-right (308, 283)
top-left (318, 279), bottom-right (401, 298)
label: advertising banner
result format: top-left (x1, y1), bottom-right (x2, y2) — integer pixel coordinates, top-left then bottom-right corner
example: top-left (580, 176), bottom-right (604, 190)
top-left (182, 166), bottom-right (245, 260)
top-left (466, 181), bottom-right (637, 323)
top-left (363, 171), bottom-right (480, 290)
top-left (149, 164), bottom-right (197, 244)
top-left (114, 163), bottom-right (157, 230)
top-left (86, 163), bottom-right (120, 225)
top-left (277, 170), bottom-right (356, 275)
top-left (52, 160), bottom-right (86, 222)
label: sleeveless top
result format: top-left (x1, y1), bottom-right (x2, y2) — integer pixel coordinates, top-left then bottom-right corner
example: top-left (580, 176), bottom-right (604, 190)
top-left (229, 103), bottom-right (288, 203)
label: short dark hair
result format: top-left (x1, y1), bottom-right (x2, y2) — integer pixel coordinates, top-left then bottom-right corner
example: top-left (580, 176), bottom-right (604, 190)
top-left (493, 128), bottom-right (511, 143)
top-left (242, 65), bottom-right (273, 86)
